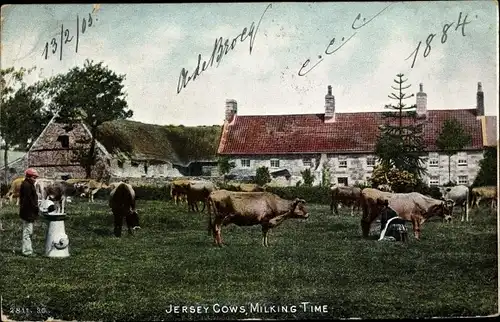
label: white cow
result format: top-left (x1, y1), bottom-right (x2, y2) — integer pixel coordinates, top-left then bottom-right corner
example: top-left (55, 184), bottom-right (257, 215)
top-left (440, 185), bottom-right (470, 222)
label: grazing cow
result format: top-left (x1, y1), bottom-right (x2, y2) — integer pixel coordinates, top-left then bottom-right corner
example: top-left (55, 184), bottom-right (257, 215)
top-left (73, 179), bottom-right (108, 202)
top-left (330, 185), bottom-right (362, 216)
top-left (186, 181), bottom-right (217, 212)
top-left (470, 186), bottom-right (498, 210)
top-left (109, 182), bottom-right (140, 237)
top-left (170, 179), bottom-right (191, 205)
top-left (440, 185), bottom-right (470, 222)
top-left (360, 188), bottom-right (451, 240)
top-left (207, 190), bottom-right (309, 247)
top-left (35, 179), bottom-right (81, 213)
top-left (226, 182), bottom-right (265, 192)
top-left (3, 177), bottom-right (24, 205)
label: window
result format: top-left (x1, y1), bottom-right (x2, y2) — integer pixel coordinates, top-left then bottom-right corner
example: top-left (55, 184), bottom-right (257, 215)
top-left (303, 158), bottom-right (312, 167)
top-left (270, 159), bottom-right (280, 168)
top-left (337, 177), bottom-right (348, 186)
top-left (458, 175), bottom-right (468, 185)
top-left (366, 157), bottom-right (376, 167)
top-left (429, 159), bottom-right (439, 167)
top-left (429, 176), bottom-right (440, 186)
top-left (57, 135), bottom-right (69, 148)
top-left (457, 158), bottom-right (467, 166)
top-left (338, 160), bottom-right (347, 168)
top-left (241, 159), bottom-right (250, 168)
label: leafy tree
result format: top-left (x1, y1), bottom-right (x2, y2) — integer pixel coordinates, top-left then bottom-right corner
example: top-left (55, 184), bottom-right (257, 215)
top-left (370, 164), bottom-right (418, 193)
top-left (217, 156), bottom-right (235, 181)
top-left (374, 73), bottom-right (426, 178)
top-left (40, 60), bottom-right (132, 178)
top-left (473, 147), bottom-right (497, 187)
top-left (255, 166), bottom-right (271, 186)
top-left (300, 168), bottom-right (315, 187)
top-left (1, 67), bottom-right (50, 184)
top-left (435, 117), bottom-right (472, 184)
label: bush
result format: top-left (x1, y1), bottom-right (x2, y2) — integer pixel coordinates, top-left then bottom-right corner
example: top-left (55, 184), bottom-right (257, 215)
top-left (264, 186), bottom-right (331, 204)
top-left (300, 168), bottom-right (315, 187)
top-left (93, 184), bottom-right (172, 201)
top-left (255, 167), bottom-right (271, 186)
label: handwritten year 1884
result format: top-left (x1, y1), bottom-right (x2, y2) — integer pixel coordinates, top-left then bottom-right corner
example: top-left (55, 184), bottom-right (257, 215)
top-left (405, 11), bottom-right (474, 68)
top-left (42, 10), bottom-right (98, 60)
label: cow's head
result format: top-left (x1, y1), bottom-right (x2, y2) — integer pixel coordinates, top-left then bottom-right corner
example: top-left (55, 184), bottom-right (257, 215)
top-left (429, 201), bottom-right (453, 222)
top-left (127, 209), bottom-right (141, 231)
top-left (290, 198), bottom-right (309, 219)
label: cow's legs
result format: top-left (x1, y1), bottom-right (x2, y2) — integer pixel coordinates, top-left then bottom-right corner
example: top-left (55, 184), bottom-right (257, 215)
top-left (411, 218), bottom-right (421, 240)
top-left (113, 212), bottom-right (123, 237)
top-left (213, 217), bottom-right (224, 246)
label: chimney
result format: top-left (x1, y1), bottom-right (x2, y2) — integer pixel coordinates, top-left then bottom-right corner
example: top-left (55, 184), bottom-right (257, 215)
top-left (324, 85), bottom-right (335, 122)
top-left (476, 82), bottom-right (484, 116)
top-left (416, 83), bottom-right (427, 116)
top-left (225, 99), bottom-right (237, 123)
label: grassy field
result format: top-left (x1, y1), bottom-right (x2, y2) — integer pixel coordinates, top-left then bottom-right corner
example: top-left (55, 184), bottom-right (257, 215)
top-left (0, 198), bottom-right (498, 321)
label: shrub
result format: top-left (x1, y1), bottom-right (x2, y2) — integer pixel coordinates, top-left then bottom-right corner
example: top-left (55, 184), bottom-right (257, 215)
top-left (264, 186), bottom-right (330, 204)
top-left (255, 167), bottom-right (271, 186)
top-left (300, 168), bottom-right (315, 187)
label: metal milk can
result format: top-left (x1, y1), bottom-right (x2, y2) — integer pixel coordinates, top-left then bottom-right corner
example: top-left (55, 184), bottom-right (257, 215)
top-left (40, 199), bottom-right (70, 258)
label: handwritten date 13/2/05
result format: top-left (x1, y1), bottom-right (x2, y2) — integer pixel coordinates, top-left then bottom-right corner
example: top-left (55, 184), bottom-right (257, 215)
top-left (406, 12), bottom-right (474, 68)
top-left (42, 12), bottom-right (97, 60)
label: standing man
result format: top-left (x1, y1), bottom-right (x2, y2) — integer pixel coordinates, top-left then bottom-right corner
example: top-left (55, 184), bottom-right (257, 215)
top-left (19, 168), bottom-right (40, 256)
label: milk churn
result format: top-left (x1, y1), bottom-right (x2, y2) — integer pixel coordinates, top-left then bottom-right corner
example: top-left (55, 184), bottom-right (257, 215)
top-left (40, 199), bottom-right (70, 258)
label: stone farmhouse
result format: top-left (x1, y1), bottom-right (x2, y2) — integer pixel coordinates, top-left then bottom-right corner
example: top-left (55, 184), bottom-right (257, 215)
top-left (1, 117), bottom-right (221, 183)
top-left (217, 82), bottom-right (497, 187)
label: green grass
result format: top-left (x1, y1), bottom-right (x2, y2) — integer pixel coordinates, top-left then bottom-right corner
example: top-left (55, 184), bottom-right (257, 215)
top-left (0, 199), bottom-right (497, 321)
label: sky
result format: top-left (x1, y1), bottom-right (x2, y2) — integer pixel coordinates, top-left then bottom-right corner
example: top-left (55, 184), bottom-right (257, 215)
top-left (1, 1), bottom-right (498, 126)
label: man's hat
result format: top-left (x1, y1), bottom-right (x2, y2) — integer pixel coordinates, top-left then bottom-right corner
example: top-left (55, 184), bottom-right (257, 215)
top-left (25, 168), bottom-right (39, 178)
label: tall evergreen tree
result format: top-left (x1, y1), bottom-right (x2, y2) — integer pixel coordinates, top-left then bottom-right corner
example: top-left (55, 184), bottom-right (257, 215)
top-left (374, 73), bottom-right (427, 178)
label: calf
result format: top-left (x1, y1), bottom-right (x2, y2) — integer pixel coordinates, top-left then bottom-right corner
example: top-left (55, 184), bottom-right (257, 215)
top-left (330, 185), bottom-right (361, 216)
top-left (207, 190), bottom-right (309, 247)
top-left (109, 182), bottom-right (140, 237)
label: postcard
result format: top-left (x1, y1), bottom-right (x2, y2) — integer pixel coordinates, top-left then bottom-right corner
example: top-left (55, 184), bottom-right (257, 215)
top-left (0, 2), bottom-right (498, 321)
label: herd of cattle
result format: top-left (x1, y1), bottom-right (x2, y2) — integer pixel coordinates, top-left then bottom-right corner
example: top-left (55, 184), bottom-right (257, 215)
top-left (1, 176), bottom-right (498, 246)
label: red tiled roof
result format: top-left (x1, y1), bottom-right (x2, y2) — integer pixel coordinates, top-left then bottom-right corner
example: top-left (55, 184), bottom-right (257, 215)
top-left (218, 109), bottom-right (485, 155)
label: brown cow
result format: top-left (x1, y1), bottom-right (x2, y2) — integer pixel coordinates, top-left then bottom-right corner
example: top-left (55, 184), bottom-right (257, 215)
top-left (3, 177), bottom-right (24, 206)
top-left (35, 179), bottom-right (82, 213)
top-left (470, 186), bottom-right (497, 210)
top-left (207, 190), bottom-right (309, 247)
top-left (330, 185), bottom-right (362, 216)
top-left (186, 181), bottom-right (217, 212)
top-left (109, 182), bottom-right (140, 237)
top-left (74, 179), bottom-right (108, 202)
top-left (360, 188), bottom-right (451, 240)
top-left (170, 179), bottom-right (191, 205)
